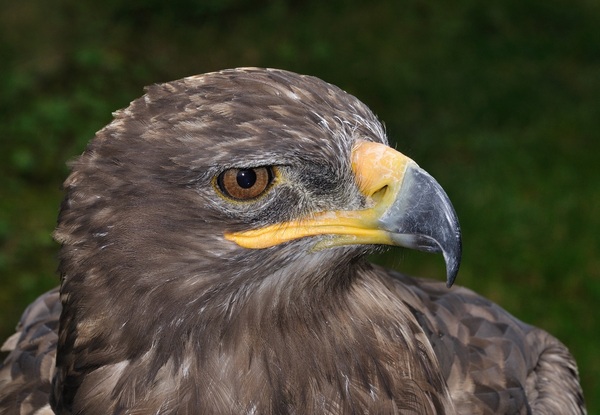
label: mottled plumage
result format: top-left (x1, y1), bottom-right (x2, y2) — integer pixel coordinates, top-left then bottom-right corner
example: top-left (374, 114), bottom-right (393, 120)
top-left (0, 68), bottom-right (585, 414)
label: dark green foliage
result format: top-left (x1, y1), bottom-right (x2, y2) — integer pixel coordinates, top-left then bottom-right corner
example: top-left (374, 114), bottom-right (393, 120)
top-left (1, 0), bottom-right (598, 410)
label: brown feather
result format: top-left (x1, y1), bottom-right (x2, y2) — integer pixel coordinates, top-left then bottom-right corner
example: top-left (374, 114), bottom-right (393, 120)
top-left (0, 288), bottom-right (59, 414)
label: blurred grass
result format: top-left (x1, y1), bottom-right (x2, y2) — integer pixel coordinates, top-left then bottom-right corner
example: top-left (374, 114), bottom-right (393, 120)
top-left (1, 0), bottom-right (598, 411)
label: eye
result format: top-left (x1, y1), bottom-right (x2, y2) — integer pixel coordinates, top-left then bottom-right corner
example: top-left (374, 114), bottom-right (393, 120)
top-left (216, 167), bottom-right (275, 200)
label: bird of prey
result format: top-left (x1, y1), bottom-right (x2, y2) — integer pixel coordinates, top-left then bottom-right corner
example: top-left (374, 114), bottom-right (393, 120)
top-left (0, 68), bottom-right (585, 414)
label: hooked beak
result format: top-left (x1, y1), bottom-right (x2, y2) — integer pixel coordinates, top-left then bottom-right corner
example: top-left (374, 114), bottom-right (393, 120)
top-left (225, 141), bottom-right (462, 287)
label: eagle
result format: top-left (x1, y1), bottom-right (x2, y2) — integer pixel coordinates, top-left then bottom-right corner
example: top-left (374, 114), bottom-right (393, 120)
top-left (0, 68), bottom-right (585, 414)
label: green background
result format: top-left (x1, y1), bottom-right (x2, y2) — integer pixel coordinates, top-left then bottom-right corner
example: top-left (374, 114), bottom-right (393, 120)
top-left (1, 0), bottom-right (598, 411)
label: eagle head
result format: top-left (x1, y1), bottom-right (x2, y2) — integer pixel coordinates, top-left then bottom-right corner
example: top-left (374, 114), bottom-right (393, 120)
top-left (51, 68), bottom-right (461, 413)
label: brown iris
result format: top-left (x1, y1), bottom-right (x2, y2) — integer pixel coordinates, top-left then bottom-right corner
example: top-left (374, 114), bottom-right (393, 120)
top-left (216, 167), bottom-right (274, 200)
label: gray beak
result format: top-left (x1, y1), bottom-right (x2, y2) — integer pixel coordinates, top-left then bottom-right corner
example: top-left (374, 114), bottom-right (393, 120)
top-left (379, 164), bottom-right (462, 287)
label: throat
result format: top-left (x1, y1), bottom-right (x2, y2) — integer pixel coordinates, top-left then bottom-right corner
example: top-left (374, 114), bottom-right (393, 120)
top-left (56, 258), bottom-right (451, 413)
top-left (183, 264), bottom-right (451, 414)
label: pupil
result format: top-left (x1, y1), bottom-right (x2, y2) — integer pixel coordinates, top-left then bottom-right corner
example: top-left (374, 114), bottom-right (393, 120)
top-left (236, 169), bottom-right (257, 189)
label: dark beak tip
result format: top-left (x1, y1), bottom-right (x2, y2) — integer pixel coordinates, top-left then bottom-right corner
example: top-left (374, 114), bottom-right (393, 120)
top-left (443, 236), bottom-right (462, 288)
top-left (445, 261), bottom-right (460, 288)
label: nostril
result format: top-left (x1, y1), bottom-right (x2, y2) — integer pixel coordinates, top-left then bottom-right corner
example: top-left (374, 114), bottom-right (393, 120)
top-left (368, 185), bottom-right (388, 207)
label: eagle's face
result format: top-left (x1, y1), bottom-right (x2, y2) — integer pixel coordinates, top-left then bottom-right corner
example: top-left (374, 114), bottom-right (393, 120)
top-left (55, 69), bottom-right (462, 329)
top-left (56, 69), bottom-right (459, 296)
